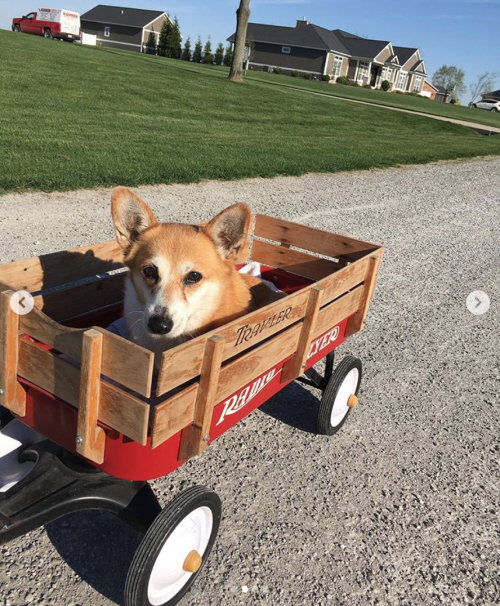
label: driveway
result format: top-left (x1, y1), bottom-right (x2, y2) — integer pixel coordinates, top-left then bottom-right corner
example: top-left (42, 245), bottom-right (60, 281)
top-left (264, 82), bottom-right (500, 136)
top-left (0, 157), bottom-right (498, 606)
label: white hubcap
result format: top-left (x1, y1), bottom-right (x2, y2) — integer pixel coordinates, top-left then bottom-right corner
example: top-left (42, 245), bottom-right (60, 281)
top-left (147, 506), bottom-right (213, 605)
top-left (330, 368), bottom-right (359, 427)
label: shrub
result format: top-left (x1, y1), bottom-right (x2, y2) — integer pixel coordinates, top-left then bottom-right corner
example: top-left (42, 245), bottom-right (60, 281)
top-left (381, 79), bottom-right (390, 91)
top-left (304, 72), bottom-right (312, 80)
top-left (363, 84), bottom-right (372, 89)
top-left (336, 76), bottom-right (348, 85)
top-left (273, 66), bottom-right (283, 75)
top-left (322, 74), bottom-right (331, 82)
top-left (291, 70), bottom-right (299, 78)
top-left (450, 98), bottom-right (458, 105)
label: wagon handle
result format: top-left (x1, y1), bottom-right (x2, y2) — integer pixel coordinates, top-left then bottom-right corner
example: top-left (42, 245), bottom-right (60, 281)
top-left (76, 329), bottom-right (106, 464)
top-left (178, 335), bottom-right (225, 461)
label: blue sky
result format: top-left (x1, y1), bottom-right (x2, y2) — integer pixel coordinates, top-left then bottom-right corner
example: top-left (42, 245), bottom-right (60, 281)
top-left (1, 0), bottom-right (498, 98)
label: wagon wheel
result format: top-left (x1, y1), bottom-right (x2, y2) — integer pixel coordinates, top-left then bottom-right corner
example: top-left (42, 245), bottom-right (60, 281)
top-left (318, 356), bottom-right (362, 436)
top-left (125, 485), bottom-right (222, 606)
top-left (0, 406), bottom-right (13, 430)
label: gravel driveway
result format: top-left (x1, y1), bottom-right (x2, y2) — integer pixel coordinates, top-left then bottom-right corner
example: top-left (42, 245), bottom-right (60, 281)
top-left (0, 157), bottom-right (498, 606)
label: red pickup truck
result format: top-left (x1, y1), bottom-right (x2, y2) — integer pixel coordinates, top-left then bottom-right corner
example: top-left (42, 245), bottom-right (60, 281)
top-left (12, 8), bottom-right (81, 41)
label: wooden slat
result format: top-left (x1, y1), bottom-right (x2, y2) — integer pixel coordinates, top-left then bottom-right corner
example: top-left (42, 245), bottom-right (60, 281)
top-left (346, 251), bottom-right (384, 337)
top-left (251, 240), bottom-right (342, 280)
top-left (20, 306), bottom-right (154, 398)
top-left (178, 336), bottom-right (225, 461)
top-left (33, 272), bottom-right (126, 323)
top-left (316, 256), bottom-right (370, 303)
top-left (76, 330), bottom-right (105, 464)
top-left (0, 291), bottom-right (26, 416)
top-left (17, 338), bottom-right (149, 445)
top-left (0, 240), bottom-right (124, 293)
top-left (255, 214), bottom-right (380, 262)
top-left (152, 285), bottom-right (363, 448)
top-left (157, 287), bottom-right (308, 396)
top-left (157, 255), bottom-right (370, 396)
top-left (281, 287), bottom-right (323, 384)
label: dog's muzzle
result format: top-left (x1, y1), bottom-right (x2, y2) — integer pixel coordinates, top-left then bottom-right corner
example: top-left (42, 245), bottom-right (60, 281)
top-left (148, 314), bottom-right (174, 335)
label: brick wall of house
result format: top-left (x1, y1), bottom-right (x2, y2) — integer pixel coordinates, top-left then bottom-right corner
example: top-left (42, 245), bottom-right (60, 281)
top-left (422, 81), bottom-right (437, 100)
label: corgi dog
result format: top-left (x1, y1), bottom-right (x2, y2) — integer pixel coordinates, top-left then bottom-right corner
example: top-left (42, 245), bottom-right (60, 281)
top-left (111, 187), bottom-right (281, 365)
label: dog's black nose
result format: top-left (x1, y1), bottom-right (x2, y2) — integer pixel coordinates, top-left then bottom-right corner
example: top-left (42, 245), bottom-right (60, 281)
top-left (148, 315), bottom-right (173, 334)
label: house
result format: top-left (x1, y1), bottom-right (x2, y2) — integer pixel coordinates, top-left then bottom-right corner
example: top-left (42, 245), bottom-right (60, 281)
top-left (483, 89), bottom-right (500, 101)
top-left (228, 20), bottom-right (427, 94)
top-left (81, 5), bottom-right (171, 53)
top-left (421, 81), bottom-right (439, 100)
top-left (434, 85), bottom-right (451, 103)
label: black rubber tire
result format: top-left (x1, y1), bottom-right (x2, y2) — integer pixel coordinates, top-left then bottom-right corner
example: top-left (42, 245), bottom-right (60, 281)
top-left (0, 406), bottom-right (13, 429)
top-left (472, 104), bottom-right (477, 108)
top-left (317, 356), bottom-right (362, 436)
top-left (491, 107), bottom-right (499, 112)
top-left (14, 25), bottom-right (21, 33)
top-left (125, 485), bottom-right (222, 606)
top-left (44, 29), bottom-right (53, 39)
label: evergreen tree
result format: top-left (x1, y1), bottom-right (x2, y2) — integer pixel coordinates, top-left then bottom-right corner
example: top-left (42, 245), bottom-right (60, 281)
top-left (203, 37), bottom-right (214, 64)
top-left (168, 16), bottom-right (182, 59)
top-left (181, 37), bottom-right (192, 61)
top-left (157, 19), bottom-right (172, 57)
top-left (224, 43), bottom-right (233, 67)
top-left (214, 42), bottom-right (224, 66)
top-left (192, 36), bottom-right (203, 63)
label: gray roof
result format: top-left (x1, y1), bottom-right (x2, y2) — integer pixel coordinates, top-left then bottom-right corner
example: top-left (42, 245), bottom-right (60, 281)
top-left (435, 85), bottom-right (448, 95)
top-left (81, 5), bottom-right (165, 28)
top-left (227, 22), bottom-right (424, 66)
top-left (485, 89), bottom-right (500, 98)
top-left (228, 22), bottom-right (350, 55)
top-left (392, 45), bottom-right (418, 66)
top-left (333, 29), bottom-right (389, 59)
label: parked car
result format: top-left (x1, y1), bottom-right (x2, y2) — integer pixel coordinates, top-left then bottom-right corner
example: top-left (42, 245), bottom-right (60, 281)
top-left (472, 98), bottom-right (500, 112)
top-left (12, 8), bottom-right (81, 41)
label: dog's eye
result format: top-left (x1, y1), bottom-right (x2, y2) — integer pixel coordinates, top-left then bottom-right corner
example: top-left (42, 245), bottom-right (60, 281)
top-left (185, 271), bottom-right (202, 285)
top-left (143, 266), bottom-right (158, 280)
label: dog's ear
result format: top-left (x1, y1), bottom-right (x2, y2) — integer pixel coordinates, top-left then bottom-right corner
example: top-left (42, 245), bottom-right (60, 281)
top-left (111, 187), bottom-right (158, 252)
top-left (204, 203), bottom-right (252, 261)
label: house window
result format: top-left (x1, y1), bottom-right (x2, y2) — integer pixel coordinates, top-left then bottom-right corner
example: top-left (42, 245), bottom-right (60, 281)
top-left (382, 66), bottom-right (392, 82)
top-left (333, 56), bottom-right (343, 78)
top-left (397, 71), bottom-right (406, 89)
top-left (413, 75), bottom-right (422, 92)
top-left (104, 26), bottom-right (110, 37)
top-left (281, 46), bottom-right (291, 54)
top-left (357, 61), bottom-right (369, 82)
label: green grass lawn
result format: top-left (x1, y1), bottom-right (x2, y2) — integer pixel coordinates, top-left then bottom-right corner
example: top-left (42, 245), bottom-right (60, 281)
top-left (243, 70), bottom-right (500, 129)
top-left (1, 29), bottom-right (500, 194)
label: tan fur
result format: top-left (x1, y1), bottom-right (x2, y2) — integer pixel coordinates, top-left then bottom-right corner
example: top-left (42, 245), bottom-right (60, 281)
top-left (111, 187), bottom-right (280, 361)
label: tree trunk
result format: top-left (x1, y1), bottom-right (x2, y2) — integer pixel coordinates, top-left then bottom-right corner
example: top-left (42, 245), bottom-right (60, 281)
top-left (228, 0), bottom-right (251, 82)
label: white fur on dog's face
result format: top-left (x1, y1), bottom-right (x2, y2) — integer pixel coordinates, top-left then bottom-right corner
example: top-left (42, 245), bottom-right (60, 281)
top-left (112, 187), bottom-right (252, 357)
top-left (125, 230), bottom-right (228, 344)
top-left (139, 256), bottom-right (221, 339)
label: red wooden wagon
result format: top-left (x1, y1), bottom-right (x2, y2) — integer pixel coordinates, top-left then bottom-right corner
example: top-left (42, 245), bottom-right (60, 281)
top-left (0, 214), bottom-right (383, 606)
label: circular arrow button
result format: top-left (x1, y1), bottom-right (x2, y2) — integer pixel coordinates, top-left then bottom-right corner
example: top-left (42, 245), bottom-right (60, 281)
top-left (9, 290), bottom-right (34, 316)
top-left (466, 290), bottom-right (490, 316)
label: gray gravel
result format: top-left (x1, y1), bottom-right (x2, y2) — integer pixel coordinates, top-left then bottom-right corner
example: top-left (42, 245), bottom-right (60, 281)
top-left (0, 157), bottom-right (499, 606)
